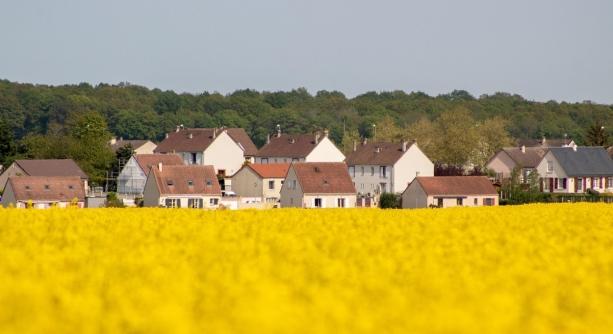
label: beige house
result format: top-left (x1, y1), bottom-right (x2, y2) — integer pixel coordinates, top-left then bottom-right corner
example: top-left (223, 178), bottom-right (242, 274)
top-left (536, 147), bottom-right (613, 193)
top-left (0, 159), bottom-right (88, 193)
top-left (280, 162), bottom-right (356, 208)
top-left (254, 130), bottom-right (345, 164)
top-left (486, 146), bottom-right (547, 183)
top-left (345, 140), bottom-right (434, 207)
top-left (154, 127), bottom-right (258, 176)
top-left (110, 138), bottom-right (157, 154)
top-left (2, 176), bottom-right (85, 208)
top-left (143, 164), bottom-right (222, 208)
top-left (402, 176), bottom-right (498, 209)
top-left (231, 163), bottom-right (290, 207)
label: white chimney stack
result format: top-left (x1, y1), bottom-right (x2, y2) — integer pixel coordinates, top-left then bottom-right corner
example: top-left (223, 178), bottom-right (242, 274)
top-left (315, 132), bottom-right (320, 144)
top-left (402, 141), bottom-right (408, 152)
top-left (176, 125), bottom-right (180, 132)
top-left (188, 133), bottom-right (193, 139)
top-left (165, 133), bottom-right (169, 139)
top-left (266, 133), bottom-right (270, 144)
top-left (158, 162), bottom-right (163, 172)
top-left (323, 129), bottom-right (329, 137)
top-left (353, 140), bottom-right (357, 152)
top-left (277, 124), bottom-right (281, 137)
top-left (213, 128), bottom-right (216, 139)
top-left (110, 137), bottom-right (117, 145)
top-left (521, 145), bottom-right (526, 153)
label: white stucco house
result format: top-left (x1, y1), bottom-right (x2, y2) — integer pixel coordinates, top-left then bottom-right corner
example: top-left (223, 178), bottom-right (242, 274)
top-left (345, 140), bottom-right (433, 207)
top-left (280, 162), bottom-right (356, 208)
top-left (254, 129), bottom-right (345, 164)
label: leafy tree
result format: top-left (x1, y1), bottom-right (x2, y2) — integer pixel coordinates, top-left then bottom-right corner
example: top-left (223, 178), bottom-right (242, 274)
top-left (379, 192), bottom-right (400, 209)
top-left (585, 123), bottom-right (609, 146)
top-left (434, 108), bottom-right (479, 166)
top-left (0, 119), bottom-right (17, 166)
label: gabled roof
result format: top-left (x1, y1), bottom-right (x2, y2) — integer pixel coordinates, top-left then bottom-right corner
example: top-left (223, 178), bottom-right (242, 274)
top-left (291, 162), bottom-right (356, 194)
top-left (14, 159), bottom-right (88, 179)
top-left (133, 154), bottom-right (184, 176)
top-left (412, 176), bottom-right (497, 196)
top-left (154, 128), bottom-right (257, 156)
top-left (150, 165), bottom-right (221, 196)
top-left (255, 133), bottom-right (325, 158)
top-left (8, 176), bottom-right (85, 202)
top-left (111, 139), bottom-right (152, 152)
top-left (498, 147), bottom-right (547, 168)
top-left (517, 138), bottom-right (574, 147)
top-left (548, 147), bottom-right (613, 176)
top-left (345, 142), bottom-right (414, 165)
top-left (246, 163), bottom-right (290, 178)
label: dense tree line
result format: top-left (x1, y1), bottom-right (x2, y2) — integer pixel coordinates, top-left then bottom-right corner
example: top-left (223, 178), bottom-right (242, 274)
top-left (1, 79), bottom-right (611, 185)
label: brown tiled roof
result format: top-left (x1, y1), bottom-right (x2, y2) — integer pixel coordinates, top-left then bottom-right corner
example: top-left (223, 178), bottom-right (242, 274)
top-left (111, 139), bottom-right (151, 152)
top-left (247, 163), bottom-right (290, 178)
top-left (500, 147), bottom-right (547, 168)
top-left (517, 138), bottom-right (573, 147)
top-left (255, 133), bottom-right (323, 158)
top-left (150, 165), bottom-right (221, 196)
top-left (414, 176), bottom-right (497, 196)
top-left (8, 176), bottom-right (85, 201)
top-left (154, 128), bottom-right (257, 156)
top-left (15, 159), bottom-right (88, 179)
top-left (292, 162), bottom-right (356, 194)
top-left (345, 142), bottom-right (414, 165)
top-left (134, 154), bottom-right (184, 176)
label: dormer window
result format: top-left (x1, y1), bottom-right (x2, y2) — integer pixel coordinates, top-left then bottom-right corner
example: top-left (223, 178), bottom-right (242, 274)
top-left (44, 185), bottom-right (50, 190)
top-left (167, 179), bottom-right (174, 186)
top-left (68, 185), bottom-right (74, 190)
top-left (25, 185), bottom-right (31, 190)
top-left (206, 180), bottom-right (212, 186)
top-left (187, 180), bottom-right (193, 187)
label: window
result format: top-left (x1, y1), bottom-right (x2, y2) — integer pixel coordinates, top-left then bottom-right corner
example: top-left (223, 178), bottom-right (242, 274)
top-left (167, 179), bottom-right (174, 186)
top-left (360, 167), bottom-right (364, 176)
top-left (261, 158), bottom-right (269, 164)
top-left (349, 166), bottom-right (355, 177)
top-left (209, 198), bottom-right (219, 206)
top-left (188, 198), bottom-right (203, 208)
top-left (557, 178), bottom-right (566, 189)
top-left (268, 180), bottom-right (275, 190)
top-left (437, 198), bottom-right (443, 208)
top-left (547, 161), bottom-right (553, 173)
top-left (380, 183), bottom-right (387, 193)
top-left (379, 166), bottom-right (387, 178)
top-left (68, 185), bottom-right (74, 190)
top-left (337, 198), bottom-right (346, 208)
top-left (483, 198), bottom-right (495, 206)
top-left (371, 167), bottom-right (375, 176)
top-left (474, 198), bottom-right (478, 205)
top-left (608, 177), bottom-right (613, 188)
top-left (165, 198), bottom-right (180, 208)
top-left (291, 180), bottom-right (297, 189)
top-left (314, 198), bottom-right (323, 208)
top-left (593, 177), bottom-right (600, 188)
top-left (206, 180), bottom-right (212, 186)
top-left (187, 180), bottom-right (193, 187)
top-left (190, 153), bottom-right (197, 165)
top-left (577, 178), bottom-right (583, 191)
top-left (360, 183), bottom-right (364, 189)
top-left (457, 198), bottom-right (463, 206)
top-left (44, 185), bottom-right (50, 190)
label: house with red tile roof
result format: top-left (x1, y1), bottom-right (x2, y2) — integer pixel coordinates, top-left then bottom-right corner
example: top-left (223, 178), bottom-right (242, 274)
top-left (0, 159), bottom-right (88, 193)
top-left (401, 176), bottom-right (498, 209)
top-left (231, 163), bottom-right (290, 207)
top-left (254, 129), bottom-right (345, 164)
top-left (345, 140), bottom-right (433, 207)
top-left (117, 154), bottom-right (184, 196)
top-left (154, 127), bottom-right (258, 179)
top-left (280, 162), bottom-right (356, 208)
top-left (2, 176), bottom-right (85, 208)
top-left (143, 164), bottom-right (222, 208)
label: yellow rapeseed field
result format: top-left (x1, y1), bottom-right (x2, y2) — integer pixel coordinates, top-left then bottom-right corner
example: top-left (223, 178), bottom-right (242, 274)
top-left (0, 204), bottom-right (612, 334)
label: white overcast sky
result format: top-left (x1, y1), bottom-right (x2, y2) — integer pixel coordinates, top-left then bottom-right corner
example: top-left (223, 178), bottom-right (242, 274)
top-left (1, 0), bottom-right (612, 103)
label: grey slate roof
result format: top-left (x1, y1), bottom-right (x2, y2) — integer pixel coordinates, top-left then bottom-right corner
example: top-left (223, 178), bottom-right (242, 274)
top-left (549, 147), bottom-right (613, 176)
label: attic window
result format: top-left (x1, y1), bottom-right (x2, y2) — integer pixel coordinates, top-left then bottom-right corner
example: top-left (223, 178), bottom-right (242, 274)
top-left (167, 179), bottom-right (174, 186)
top-left (323, 180), bottom-right (329, 186)
top-left (68, 185), bottom-right (74, 190)
top-left (25, 185), bottom-right (31, 190)
top-left (289, 138), bottom-right (296, 144)
top-left (44, 185), bottom-right (50, 190)
top-left (314, 167), bottom-right (321, 173)
top-left (187, 180), bottom-right (194, 187)
top-left (206, 180), bottom-right (212, 186)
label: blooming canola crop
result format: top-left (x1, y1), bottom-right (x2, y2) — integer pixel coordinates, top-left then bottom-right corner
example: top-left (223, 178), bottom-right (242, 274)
top-left (0, 204), bottom-right (612, 333)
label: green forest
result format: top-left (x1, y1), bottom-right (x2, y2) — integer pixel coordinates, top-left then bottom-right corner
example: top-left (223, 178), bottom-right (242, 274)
top-left (1, 79), bottom-right (611, 184)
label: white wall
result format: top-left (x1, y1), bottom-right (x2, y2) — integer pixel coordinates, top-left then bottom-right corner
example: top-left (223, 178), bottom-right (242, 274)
top-left (134, 141), bottom-right (157, 155)
top-left (305, 137), bottom-right (345, 162)
top-left (303, 194), bottom-right (356, 208)
top-left (203, 131), bottom-right (246, 176)
top-left (392, 144), bottom-right (434, 193)
top-left (486, 151), bottom-right (515, 179)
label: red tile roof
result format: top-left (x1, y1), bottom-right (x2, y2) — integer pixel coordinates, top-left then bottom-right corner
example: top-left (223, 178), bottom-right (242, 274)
top-left (247, 163), bottom-right (290, 178)
top-left (292, 162), bottom-right (356, 194)
top-left (8, 176), bottom-right (85, 202)
top-left (413, 176), bottom-right (497, 196)
top-left (134, 154), bottom-right (184, 176)
top-left (345, 142), bottom-right (414, 165)
top-left (150, 165), bottom-right (221, 196)
top-left (154, 128), bottom-right (257, 156)
top-left (14, 159), bottom-right (88, 179)
top-left (111, 139), bottom-right (152, 152)
top-left (255, 133), bottom-right (324, 158)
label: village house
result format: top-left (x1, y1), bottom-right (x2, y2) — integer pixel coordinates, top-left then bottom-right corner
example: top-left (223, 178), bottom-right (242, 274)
top-left (535, 147), bottom-right (613, 194)
top-left (2, 176), bottom-right (86, 208)
top-left (402, 176), bottom-right (498, 209)
top-left (517, 137), bottom-right (575, 148)
top-left (254, 129), bottom-right (345, 164)
top-left (110, 138), bottom-right (157, 155)
top-left (143, 164), bottom-right (222, 208)
top-left (117, 154), bottom-right (184, 197)
top-left (230, 163), bottom-right (290, 208)
top-left (345, 140), bottom-right (433, 207)
top-left (154, 127), bottom-right (258, 175)
top-left (486, 146), bottom-right (547, 183)
top-left (0, 159), bottom-right (89, 193)
top-left (280, 162), bottom-right (356, 208)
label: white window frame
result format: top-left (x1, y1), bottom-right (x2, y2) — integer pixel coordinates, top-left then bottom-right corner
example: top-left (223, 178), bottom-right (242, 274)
top-left (547, 161), bottom-right (553, 173)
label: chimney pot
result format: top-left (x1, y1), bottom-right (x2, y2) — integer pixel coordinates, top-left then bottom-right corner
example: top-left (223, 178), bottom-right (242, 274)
top-left (213, 128), bottom-right (217, 139)
top-left (110, 137), bottom-right (117, 145)
top-left (165, 133), bottom-right (169, 139)
top-left (402, 141), bottom-right (408, 152)
top-left (266, 133), bottom-right (270, 144)
top-left (176, 126), bottom-right (180, 132)
top-left (353, 140), bottom-right (357, 152)
top-left (315, 132), bottom-right (320, 144)
top-left (324, 129), bottom-right (329, 137)
top-left (158, 162), bottom-right (163, 172)
top-left (188, 133), bottom-right (193, 139)
top-left (521, 145), bottom-right (526, 153)
top-left (277, 125), bottom-right (282, 137)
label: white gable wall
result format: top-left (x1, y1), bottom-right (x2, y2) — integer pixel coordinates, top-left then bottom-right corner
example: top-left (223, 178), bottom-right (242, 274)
top-left (392, 145), bottom-right (434, 193)
top-left (203, 131), bottom-right (246, 176)
top-left (305, 137), bottom-right (345, 162)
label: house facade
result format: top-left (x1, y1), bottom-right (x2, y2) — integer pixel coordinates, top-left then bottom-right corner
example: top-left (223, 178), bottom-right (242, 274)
top-left (280, 162), bottom-right (356, 208)
top-left (2, 176), bottom-right (85, 208)
top-left (110, 138), bottom-right (157, 155)
top-left (254, 130), bottom-right (345, 164)
top-left (0, 159), bottom-right (89, 193)
top-left (154, 127), bottom-right (258, 177)
top-left (230, 163), bottom-right (290, 207)
top-left (345, 140), bottom-right (433, 207)
top-left (143, 164), bottom-right (222, 208)
top-left (535, 147), bottom-right (613, 193)
top-left (402, 176), bottom-right (498, 209)
top-left (486, 146), bottom-right (547, 183)
top-left (117, 154), bottom-right (184, 196)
